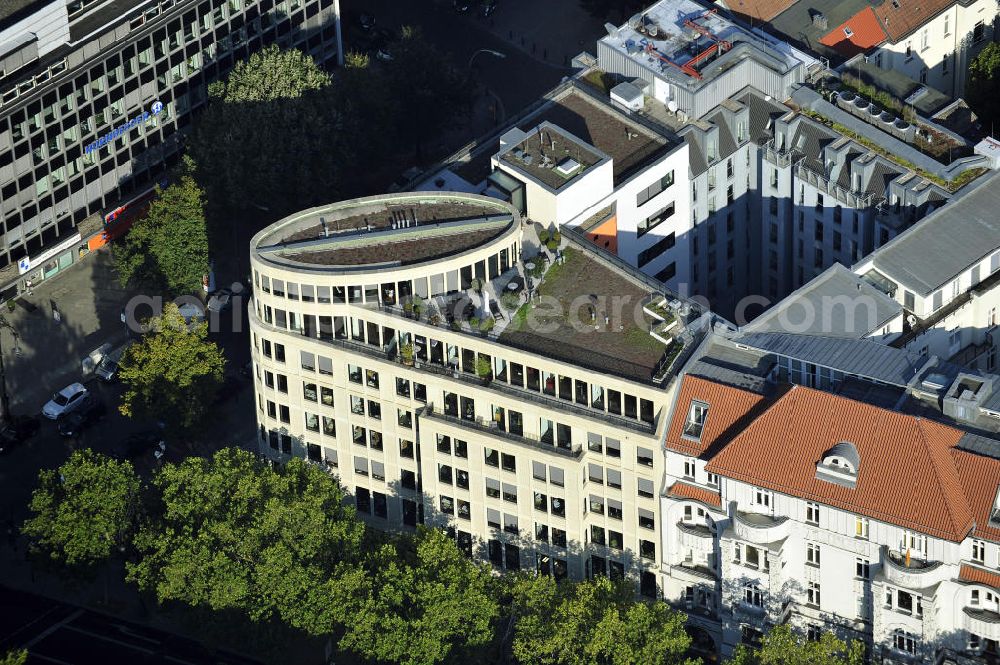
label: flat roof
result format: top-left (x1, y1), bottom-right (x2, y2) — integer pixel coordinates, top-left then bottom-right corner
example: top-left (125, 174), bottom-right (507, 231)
top-left (69, 0), bottom-right (151, 42)
top-left (498, 240), bottom-right (689, 383)
top-left (499, 122), bottom-right (607, 190)
top-left (254, 194), bottom-right (517, 270)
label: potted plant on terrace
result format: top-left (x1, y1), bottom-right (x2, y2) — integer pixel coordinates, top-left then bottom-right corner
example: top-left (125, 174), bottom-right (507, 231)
top-left (400, 342), bottom-right (414, 366)
top-left (475, 356), bottom-right (493, 384)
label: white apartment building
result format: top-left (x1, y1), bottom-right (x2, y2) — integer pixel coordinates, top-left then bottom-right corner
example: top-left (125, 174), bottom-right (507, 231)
top-left (853, 171), bottom-right (1000, 372)
top-left (660, 363), bottom-right (1000, 664)
top-left (249, 191), bottom-right (713, 595)
top-left (867, 0), bottom-right (999, 98)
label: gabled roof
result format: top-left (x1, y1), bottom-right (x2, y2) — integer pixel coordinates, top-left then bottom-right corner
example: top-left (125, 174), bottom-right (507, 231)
top-left (734, 331), bottom-right (928, 386)
top-left (952, 448), bottom-right (1000, 542)
top-left (743, 263), bottom-right (902, 339)
top-left (667, 480), bottom-right (723, 508)
top-left (863, 170), bottom-right (1000, 296)
top-left (819, 6), bottom-right (888, 57)
top-left (665, 375), bottom-right (766, 457)
top-left (706, 384), bottom-right (978, 541)
top-left (960, 564), bottom-right (1000, 590)
top-left (872, 0), bottom-right (954, 43)
top-left (724, 0), bottom-right (798, 22)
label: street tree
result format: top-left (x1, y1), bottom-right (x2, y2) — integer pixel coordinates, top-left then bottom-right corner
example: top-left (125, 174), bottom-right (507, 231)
top-left (967, 42), bottom-right (1000, 132)
top-left (729, 624), bottom-right (864, 665)
top-left (118, 302), bottom-right (225, 428)
top-left (22, 450), bottom-right (140, 571)
top-left (127, 448), bottom-right (365, 635)
top-left (190, 45), bottom-right (341, 216)
top-left (376, 26), bottom-right (471, 160)
top-left (0, 650), bottom-right (27, 665)
top-left (511, 575), bottom-right (695, 665)
top-left (336, 527), bottom-right (498, 664)
top-left (114, 155), bottom-right (209, 296)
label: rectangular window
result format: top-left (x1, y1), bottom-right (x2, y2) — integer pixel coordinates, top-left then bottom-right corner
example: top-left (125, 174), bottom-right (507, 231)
top-left (805, 502), bottom-right (820, 525)
top-left (683, 402), bottom-right (708, 439)
top-left (856, 558), bottom-right (870, 580)
top-left (806, 543), bottom-right (820, 567)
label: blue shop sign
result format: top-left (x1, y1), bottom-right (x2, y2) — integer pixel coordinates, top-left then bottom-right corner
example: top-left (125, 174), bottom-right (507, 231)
top-left (84, 100), bottom-right (163, 154)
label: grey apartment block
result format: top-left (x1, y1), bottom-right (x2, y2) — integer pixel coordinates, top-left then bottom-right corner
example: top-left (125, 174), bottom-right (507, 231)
top-left (0, 0), bottom-right (341, 297)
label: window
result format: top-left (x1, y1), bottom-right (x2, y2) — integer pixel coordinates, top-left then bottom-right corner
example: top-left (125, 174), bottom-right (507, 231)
top-left (591, 525), bottom-right (605, 546)
top-left (683, 402), bottom-right (708, 439)
top-left (532, 461), bottom-right (546, 481)
top-left (683, 458), bottom-right (695, 479)
top-left (637, 447), bottom-right (653, 467)
top-left (743, 583), bottom-right (762, 607)
top-left (486, 478), bottom-right (500, 499)
top-left (707, 472), bottom-right (719, 487)
top-left (856, 558), bottom-right (870, 580)
top-left (608, 499), bottom-right (623, 520)
top-left (974, 539), bottom-right (986, 564)
top-left (549, 466), bottom-right (564, 487)
top-left (636, 170), bottom-right (674, 206)
top-left (893, 630), bottom-right (916, 655)
top-left (855, 516), bottom-right (869, 539)
top-left (807, 581), bottom-right (821, 607)
top-left (636, 232), bottom-right (676, 268)
top-left (399, 439), bottom-right (414, 459)
top-left (606, 469), bottom-right (621, 490)
top-left (501, 453), bottom-right (516, 473)
top-left (806, 543), bottom-right (820, 567)
top-left (805, 502), bottom-right (820, 525)
top-left (588, 464), bottom-right (603, 484)
top-left (639, 539), bottom-right (655, 560)
top-left (637, 478), bottom-right (654, 498)
top-left (589, 495), bottom-right (604, 515)
top-left (974, 20), bottom-right (985, 43)
top-left (752, 488), bottom-right (771, 509)
top-left (485, 448), bottom-right (499, 467)
top-left (502, 483), bottom-right (517, 503)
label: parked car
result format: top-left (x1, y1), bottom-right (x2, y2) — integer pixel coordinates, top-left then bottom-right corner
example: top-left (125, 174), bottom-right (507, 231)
top-left (57, 394), bottom-right (107, 437)
top-left (207, 288), bottom-right (233, 313)
top-left (42, 383), bottom-right (89, 420)
top-left (96, 342), bottom-right (130, 382)
top-left (0, 416), bottom-right (40, 454)
top-left (117, 430), bottom-right (165, 460)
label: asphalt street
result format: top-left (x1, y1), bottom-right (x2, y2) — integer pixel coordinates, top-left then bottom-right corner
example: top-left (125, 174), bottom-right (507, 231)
top-left (0, 586), bottom-right (263, 665)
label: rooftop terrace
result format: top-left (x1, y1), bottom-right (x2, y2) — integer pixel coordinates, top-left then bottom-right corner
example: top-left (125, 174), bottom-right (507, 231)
top-left (253, 194), bottom-right (516, 270)
top-left (498, 122), bottom-right (607, 191)
top-left (496, 230), bottom-right (696, 383)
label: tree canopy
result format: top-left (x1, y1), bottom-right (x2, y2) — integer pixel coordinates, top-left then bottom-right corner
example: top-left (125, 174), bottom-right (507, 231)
top-left (127, 448), bottom-right (365, 635)
top-left (22, 450), bottom-right (140, 571)
top-left (118, 302), bottom-right (225, 428)
top-left (511, 575), bottom-right (695, 665)
top-left (729, 625), bottom-right (864, 665)
top-left (0, 650), bottom-right (27, 665)
top-left (967, 42), bottom-right (1000, 132)
top-left (336, 527), bottom-right (499, 665)
top-left (114, 155), bottom-right (208, 296)
top-left (190, 45), bottom-right (342, 216)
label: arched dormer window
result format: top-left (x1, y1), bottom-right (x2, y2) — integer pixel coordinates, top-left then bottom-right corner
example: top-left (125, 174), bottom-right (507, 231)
top-left (816, 441), bottom-right (860, 488)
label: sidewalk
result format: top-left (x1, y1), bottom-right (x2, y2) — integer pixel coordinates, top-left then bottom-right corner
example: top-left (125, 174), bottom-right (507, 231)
top-left (3, 248), bottom-right (133, 415)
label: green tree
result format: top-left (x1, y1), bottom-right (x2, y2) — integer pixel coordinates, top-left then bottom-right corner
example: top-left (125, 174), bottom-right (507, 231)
top-left (1, 649), bottom-right (27, 665)
top-left (729, 625), bottom-right (864, 665)
top-left (377, 26), bottom-right (471, 160)
top-left (114, 155), bottom-right (209, 296)
top-left (967, 42), bottom-right (1000, 131)
top-left (22, 450), bottom-right (140, 571)
top-left (511, 575), bottom-right (695, 665)
top-left (118, 302), bottom-right (225, 428)
top-left (128, 448), bottom-right (364, 635)
top-left (336, 527), bottom-right (498, 664)
top-left (191, 45), bottom-right (342, 215)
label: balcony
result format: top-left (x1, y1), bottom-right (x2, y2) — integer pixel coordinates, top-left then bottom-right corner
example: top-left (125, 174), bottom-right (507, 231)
top-left (677, 521), bottom-right (714, 539)
top-left (669, 561), bottom-right (718, 582)
top-left (882, 547), bottom-right (948, 588)
top-left (420, 403), bottom-right (583, 459)
top-left (965, 607), bottom-right (1000, 643)
top-left (733, 511), bottom-right (790, 545)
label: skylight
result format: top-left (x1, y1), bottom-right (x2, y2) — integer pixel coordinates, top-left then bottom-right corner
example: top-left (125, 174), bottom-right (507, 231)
top-left (843, 27), bottom-right (854, 38)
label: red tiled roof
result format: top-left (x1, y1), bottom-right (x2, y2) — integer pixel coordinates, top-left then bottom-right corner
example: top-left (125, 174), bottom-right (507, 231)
top-left (872, 0), bottom-right (954, 43)
top-left (727, 0), bottom-right (798, 23)
top-left (960, 564), bottom-right (1000, 590)
top-left (819, 7), bottom-right (888, 56)
top-left (705, 384), bottom-right (979, 542)
top-left (664, 375), bottom-right (765, 458)
top-left (668, 481), bottom-right (722, 508)
top-left (953, 449), bottom-right (1000, 542)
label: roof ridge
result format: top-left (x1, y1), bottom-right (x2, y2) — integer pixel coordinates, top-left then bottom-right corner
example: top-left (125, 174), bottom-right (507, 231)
top-left (912, 418), bottom-right (972, 539)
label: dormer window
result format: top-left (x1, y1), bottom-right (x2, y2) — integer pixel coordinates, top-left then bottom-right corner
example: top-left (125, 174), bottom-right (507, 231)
top-left (683, 401), bottom-right (709, 440)
top-left (989, 486), bottom-right (1000, 526)
top-left (816, 441), bottom-right (859, 488)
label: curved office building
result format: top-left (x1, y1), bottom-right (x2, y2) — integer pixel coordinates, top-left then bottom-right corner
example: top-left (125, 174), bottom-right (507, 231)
top-left (249, 190), bottom-right (704, 591)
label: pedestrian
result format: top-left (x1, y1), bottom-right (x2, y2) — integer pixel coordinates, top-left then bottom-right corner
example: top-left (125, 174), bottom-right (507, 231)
top-left (24, 279), bottom-right (32, 295)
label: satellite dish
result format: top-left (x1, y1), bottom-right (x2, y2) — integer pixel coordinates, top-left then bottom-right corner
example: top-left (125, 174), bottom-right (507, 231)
top-left (667, 100), bottom-right (679, 113)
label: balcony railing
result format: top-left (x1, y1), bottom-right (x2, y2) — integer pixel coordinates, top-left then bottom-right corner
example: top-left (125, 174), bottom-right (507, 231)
top-left (420, 403), bottom-right (583, 459)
